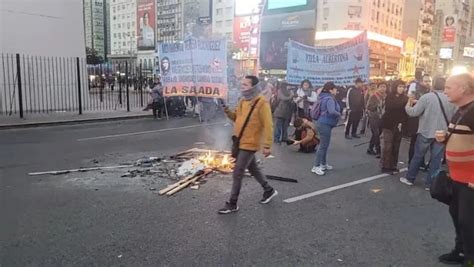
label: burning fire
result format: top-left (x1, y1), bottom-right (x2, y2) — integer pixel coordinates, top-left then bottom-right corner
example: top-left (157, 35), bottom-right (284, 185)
top-left (197, 150), bottom-right (234, 170)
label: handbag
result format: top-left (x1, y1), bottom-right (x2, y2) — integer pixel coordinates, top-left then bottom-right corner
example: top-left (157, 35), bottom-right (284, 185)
top-left (430, 102), bottom-right (474, 205)
top-left (231, 98), bottom-right (260, 158)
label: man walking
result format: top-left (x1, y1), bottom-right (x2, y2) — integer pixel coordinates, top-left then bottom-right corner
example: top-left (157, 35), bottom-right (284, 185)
top-left (219, 75), bottom-right (277, 214)
top-left (400, 75), bottom-right (457, 189)
top-left (345, 78), bottom-right (365, 139)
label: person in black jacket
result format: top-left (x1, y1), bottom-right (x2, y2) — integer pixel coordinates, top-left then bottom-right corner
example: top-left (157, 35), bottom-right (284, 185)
top-left (345, 78), bottom-right (366, 139)
top-left (380, 80), bottom-right (408, 173)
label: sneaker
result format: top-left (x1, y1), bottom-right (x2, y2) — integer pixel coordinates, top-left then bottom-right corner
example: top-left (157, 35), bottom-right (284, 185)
top-left (375, 153), bottom-right (381, 159)
top-left (352, 134), bottom-right (362, 139)
top-left (260, 189), bottom-right (278, 204)
top-left (425, 187), bottom-right (431, 191)
top-left (217, 202), bottom-right (239, 214)
top-left (399, 177), bottom-right (414, 186)
top-left (321, 164), bottom-right (333, 171)
top-left (367, 149), bottom-right (376, 155)
top-left (439, 250), bottom-right (464, 265)
top-left (311, 166), bottom-right (325, 176)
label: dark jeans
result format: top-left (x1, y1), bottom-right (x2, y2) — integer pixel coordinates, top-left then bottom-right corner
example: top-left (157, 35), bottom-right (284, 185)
top-left (345, 110), bottom-right (362, 136)
top-left (274, 117), bottom-right (290, 143)
top-left (450, 181), bottom-right (474, 263)
top-left (380, 127), bottom-right (402, 170)
top-left (368, 116), bottom-right (382, 152)
top-left (406, 134), bottom-right (445, 186)
top-left (152, 101), bottom-right (163, 119)
top-left (408, 134), bottom-right (417, 164)
top-left (314, 122), bottom-right (333, 167)
top-left (229, 150), bottom-right (273, 205)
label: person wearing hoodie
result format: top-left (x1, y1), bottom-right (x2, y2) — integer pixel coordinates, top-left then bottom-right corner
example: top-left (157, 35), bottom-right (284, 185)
top-left (273, 81), bottom-right (294, 143)
top-left (366, 82), bottom-right (387, 157)
top-left (295, 79), bottom-right (317, 118)
top-left (219, 75), bottom-right (278, 214)
top-left (380, 80), bottom-right (408, 173)
top-left (311, 82), bottom-right (342, 176)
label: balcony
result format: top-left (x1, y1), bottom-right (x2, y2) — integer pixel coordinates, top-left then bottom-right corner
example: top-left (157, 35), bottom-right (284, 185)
top-left (421, 40), bottom-right (431, 47)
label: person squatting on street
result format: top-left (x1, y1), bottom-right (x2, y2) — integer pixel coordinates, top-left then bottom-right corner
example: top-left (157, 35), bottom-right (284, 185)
top-left (219, 75), bottom-right (278, 214)
top-left (291, 117), bottom-right (319, 153)
top-left (295, 79), bottom-right (317, 119)
top-left (345, 78), bottom-right (365, 139)
top-left (311, 82), bottom-right (342, 176)
top-left (366, 82), bottom-right (387, 158)
top-left (436, 73), bottom-right (474, 267)
top-left (273, 82), bottom-right (294, 144)
top-left (380, 80), bottom-right (408, 173)
top-left (400, 75), bottom-right (457, 189)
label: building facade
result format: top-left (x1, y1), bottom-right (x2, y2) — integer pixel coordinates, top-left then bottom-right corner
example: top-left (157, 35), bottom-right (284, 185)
top-left (414, 0), bottom-right (435, 72)
top-left (84, 0), bottom-right (106, 59)
top-left (212, 0), bottom-right (234, 42)
top-left (156, 0), bottom-right (184, 43)
top-left (315, 0), bottom-right (405, 79)
top-left (109, 0), bottom-right (137, 59)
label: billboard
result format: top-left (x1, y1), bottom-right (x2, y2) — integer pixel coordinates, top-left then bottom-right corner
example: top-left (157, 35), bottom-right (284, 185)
top-left (442, 15), bottom-right (456, 43)
top-left (286, 31), bottom-right (370, 86)
top-left (137, 0), bottom-right (155, 51)
top-left (260, 29), bottom-right (314, 69)
top-left (268, 0), bottom-right (307, 9)
top-left (261, 10), bottom-right (315, 32)
top-left (159, 37), bottom-right (228, 99)
top-left (233, 16), bottom-right (261, 59)
top-left (440, 48), bottom-right (453, 59)
top-left (464, 47), bottom-right (474, 58)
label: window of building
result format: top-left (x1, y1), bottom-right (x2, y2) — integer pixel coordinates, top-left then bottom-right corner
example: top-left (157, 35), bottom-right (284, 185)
top-left (348, 6), bottom-right (362, 18)
top-left (127, 22), bottom-right (130, 29)
top-left (216, 21), bottom-right (223, 28)
top-left (225, 20), bottom-right (232, 27)
top-left (216, 8), bottom-right (223, 16)
top-left (123, 41), bottom-right (126, 46)
top-left (218, 0), bottom-right (222, 3)
top-left (225, 7), bottom-right (232, 16)
top-left (323, 0), bottom-right (328, 4)
top-left (322, 23), bottom-right (328, 31)
top-left (323, 8), bottom-right (329, 20)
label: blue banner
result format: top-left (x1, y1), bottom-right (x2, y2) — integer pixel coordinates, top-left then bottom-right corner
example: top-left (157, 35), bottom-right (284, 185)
top-left (159, 37), bottom-right (227, 98)
top-left (286, 31), bottom-right (370, 86)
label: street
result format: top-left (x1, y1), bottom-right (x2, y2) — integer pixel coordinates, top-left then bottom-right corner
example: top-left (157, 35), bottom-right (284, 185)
top-left (0, 118), bottom-right (455, 266)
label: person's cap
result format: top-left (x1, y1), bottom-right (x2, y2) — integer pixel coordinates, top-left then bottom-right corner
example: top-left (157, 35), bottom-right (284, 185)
top-left (323, 81), bottom-right (336, 91)
top-left (355, 77), bottom-right (365, 83)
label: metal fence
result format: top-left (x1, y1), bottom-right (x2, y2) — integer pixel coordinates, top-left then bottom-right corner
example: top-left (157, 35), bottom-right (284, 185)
top-left (0, 53), bottom-right (155, 118)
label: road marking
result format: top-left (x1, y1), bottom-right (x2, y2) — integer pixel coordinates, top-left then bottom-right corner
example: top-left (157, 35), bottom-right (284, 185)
top-left (283, 168), bottom-right (408, 203)
top-left (77, 122), bottom-right (225, 141)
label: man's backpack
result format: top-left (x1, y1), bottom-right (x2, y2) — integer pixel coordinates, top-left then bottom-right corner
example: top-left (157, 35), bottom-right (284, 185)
top-left (310, 99), bottom-right (322, 121)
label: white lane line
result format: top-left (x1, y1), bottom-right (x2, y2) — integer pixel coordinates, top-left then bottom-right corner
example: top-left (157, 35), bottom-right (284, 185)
top-left (283, 168), bottom-right (408, 203)
top-left (77, 122), bottom-right (225, 141)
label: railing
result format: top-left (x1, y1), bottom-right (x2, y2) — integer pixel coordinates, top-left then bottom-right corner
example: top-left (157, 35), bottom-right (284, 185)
top-left (0, 53), bottom-right (154, 118)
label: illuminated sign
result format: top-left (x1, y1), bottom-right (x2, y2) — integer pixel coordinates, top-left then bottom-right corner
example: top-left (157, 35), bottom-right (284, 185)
top-left (463, 47), bottom-right (474, 58)
top-left (235, 0), bottom-right (263, 16)
top-left (268, 0), bottom-right (307, 9)
top-left (315, 30), bottom-right (403, 48)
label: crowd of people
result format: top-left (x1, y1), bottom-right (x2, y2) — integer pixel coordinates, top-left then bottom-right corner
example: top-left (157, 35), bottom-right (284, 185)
top-left (217, 73), bottom-right (473, 267)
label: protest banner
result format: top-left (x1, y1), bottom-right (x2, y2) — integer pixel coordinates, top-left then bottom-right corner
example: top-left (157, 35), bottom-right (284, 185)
top-left (159, 37), bottom-right (228, 99)
top-left (286, 31), bottom-right (370, 87)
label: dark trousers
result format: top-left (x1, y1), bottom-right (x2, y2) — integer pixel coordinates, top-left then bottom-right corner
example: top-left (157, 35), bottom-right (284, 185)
top-left (368, 116), bottom-right (382, 152)
top-left (449, 181), bottom-right (474, 263)
top-left (229, 150), bottom-right (273, 205)
top-left (408, 134), bottom-right (417, 164)
top-left (152, 102), bottom-right (163, 119)
top-left (380, 127), bottom-right (402, 170)
top-left (274, 117), bottom-right (290, 143)
top-left (345, 110), bottom-right (362, 136)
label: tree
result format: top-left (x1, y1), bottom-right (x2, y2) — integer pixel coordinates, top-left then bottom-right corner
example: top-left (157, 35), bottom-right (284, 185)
top-left (86, 47), bottom-right (104, 65)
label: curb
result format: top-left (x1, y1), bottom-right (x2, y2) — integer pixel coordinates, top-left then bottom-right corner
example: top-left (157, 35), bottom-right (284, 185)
top-left (0, 114), bottom-right (153, 130)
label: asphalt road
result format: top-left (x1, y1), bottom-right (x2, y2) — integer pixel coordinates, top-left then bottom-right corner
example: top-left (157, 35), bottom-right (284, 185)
top-left (0, 117), bottom-right (456, 266)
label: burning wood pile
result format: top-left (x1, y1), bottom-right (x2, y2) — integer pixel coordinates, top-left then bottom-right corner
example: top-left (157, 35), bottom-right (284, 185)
top-left (159, 148), bottom-right (235, 196)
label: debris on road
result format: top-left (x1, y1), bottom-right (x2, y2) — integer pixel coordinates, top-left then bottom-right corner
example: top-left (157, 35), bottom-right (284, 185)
top-left (29, 165), bottom-right (133, 176)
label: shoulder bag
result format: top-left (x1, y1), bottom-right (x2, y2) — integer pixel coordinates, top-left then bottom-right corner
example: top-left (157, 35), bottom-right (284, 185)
top-left (231, 98), bottom-right (260, 158)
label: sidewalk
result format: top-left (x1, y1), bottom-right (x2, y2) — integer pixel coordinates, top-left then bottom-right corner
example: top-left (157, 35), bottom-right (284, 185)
top-left (0, 109), bottom-right (153, 129)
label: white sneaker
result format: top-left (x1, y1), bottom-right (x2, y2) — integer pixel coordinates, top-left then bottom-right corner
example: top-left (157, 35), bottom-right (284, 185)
top-left (311, 166), bottom-right (325, 176)
top-left (399, 177), bottom-right (414, 186)
top-left (321, 164), bottom-right (333, 171)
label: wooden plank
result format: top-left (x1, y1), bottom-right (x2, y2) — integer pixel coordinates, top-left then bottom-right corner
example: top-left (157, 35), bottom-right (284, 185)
top-left (28, 165), bottom-right (133, 176)
top-left (166, 169), bottom-right (212, 196)
top-left (158, 172), bottom-right (201, 195)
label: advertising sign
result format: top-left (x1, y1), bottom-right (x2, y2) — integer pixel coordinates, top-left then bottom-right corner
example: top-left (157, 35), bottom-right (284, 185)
top-left (268, 0), bottom-right (307, 9)
top-left (235, 0), bottom-right (263, 16)
top-left (440, 48), bottom-right (453, 59)
top-left (464, 47), bottom-right (474, 58)
top-left (442, 15), bottom-right (456, 43)
top-left (286, 31), bottom-right (370, 86)
top-left (260, 29), bottom-right (314, 69)
top-left (260, 10), bottom-right (315, 32)
top-left (137, 0), bottom-right (155, 51)
top-left (233, 16), bottom-right (260, 59)
top-left (159, 38), bottom-right (228, 99)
